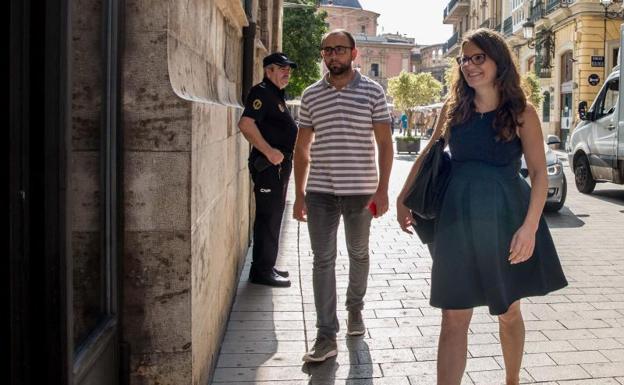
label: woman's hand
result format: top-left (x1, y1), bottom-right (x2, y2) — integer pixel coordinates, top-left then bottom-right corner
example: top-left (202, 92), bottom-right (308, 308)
top-left (508, 224), bottom-right (537, 264)
top-left (396, 200), bottom-right (414, 234)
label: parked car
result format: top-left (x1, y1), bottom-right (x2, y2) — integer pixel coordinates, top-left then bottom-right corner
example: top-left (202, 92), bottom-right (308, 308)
top-left (568, 24), bottom-right (623, 193)
top-left (521, 135), bottom-right (567, 212)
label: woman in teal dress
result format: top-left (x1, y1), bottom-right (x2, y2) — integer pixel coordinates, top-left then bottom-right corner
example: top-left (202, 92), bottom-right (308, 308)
top-left (396, 28), bottom-right (567, 385)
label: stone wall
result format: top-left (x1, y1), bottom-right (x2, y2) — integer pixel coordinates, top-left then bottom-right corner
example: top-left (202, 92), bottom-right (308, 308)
top-left (121, 0), bottom-right (281, 384)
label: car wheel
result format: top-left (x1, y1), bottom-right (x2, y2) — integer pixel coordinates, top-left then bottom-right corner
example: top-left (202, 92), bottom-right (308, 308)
top-left (545, 174), bottom-right (567, 212)
top-left (574, 155), bottom-right (596, 194)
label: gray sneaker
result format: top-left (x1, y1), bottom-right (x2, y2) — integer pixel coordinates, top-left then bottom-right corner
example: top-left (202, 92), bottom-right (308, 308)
top-left (302, 336), bottom-right (338, 362)
top-left (347, 310), bottom-right (365, 336)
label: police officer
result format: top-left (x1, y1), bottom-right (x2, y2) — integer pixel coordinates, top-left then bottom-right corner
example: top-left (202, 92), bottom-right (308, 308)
top-left (238, 53), bottom-right (298, 287)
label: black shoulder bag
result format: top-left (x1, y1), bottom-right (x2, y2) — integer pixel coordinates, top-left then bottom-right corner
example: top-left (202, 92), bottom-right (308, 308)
top-left (402, 137), bottom-right (452, 243)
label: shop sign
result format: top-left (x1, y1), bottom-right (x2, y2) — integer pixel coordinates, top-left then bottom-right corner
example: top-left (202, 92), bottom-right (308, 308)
top-left (588, 74), bottom-right (600, 86)
top-left (591, 56), bottom-right (605, 67)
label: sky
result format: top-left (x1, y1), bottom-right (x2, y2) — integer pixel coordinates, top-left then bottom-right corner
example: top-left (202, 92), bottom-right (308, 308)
top-left (358, 0), bottom-right (453, 45)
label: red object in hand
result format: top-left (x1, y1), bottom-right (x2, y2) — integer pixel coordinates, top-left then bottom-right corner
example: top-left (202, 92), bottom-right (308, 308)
top-left (368, 201), bottom-right (377, 216)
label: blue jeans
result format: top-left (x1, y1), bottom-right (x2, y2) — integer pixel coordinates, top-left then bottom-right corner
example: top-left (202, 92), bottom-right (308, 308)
top-left (305, 192), bottom-right (373, 339)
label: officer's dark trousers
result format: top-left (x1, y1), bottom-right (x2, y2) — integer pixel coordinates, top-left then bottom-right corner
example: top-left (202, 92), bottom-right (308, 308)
top-left (249, 159), bottom-right (292, 275)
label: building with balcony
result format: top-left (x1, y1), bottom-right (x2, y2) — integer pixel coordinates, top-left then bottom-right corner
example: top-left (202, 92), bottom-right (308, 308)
top-left (511, 0), bottom-right (622, 147)
top-left (320, 0), bottom-right (417, 90)
top-left (443, 0), bottom-right (472, 56)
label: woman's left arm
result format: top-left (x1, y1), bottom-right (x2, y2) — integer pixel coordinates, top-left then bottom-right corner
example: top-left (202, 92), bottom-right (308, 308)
top-left (509, 105), bottom-right (548, 264)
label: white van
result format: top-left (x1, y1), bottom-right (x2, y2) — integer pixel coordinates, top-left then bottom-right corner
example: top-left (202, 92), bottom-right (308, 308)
top-left (568, 24), bottom-right (624, 193)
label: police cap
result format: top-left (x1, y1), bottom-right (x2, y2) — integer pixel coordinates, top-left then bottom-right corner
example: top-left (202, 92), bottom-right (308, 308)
top-left (263, 52), bottom-right (298, 69)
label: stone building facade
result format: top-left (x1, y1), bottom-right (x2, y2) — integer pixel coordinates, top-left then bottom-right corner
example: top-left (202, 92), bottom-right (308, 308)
top-left (442, 0), bottom-right (622, 147)
top-left (10, 0), bottom-right (284, 384)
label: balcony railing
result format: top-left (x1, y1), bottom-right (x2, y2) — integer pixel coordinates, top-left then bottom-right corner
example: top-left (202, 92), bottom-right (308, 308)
top-left (443, 0), bottom-right (469, 22)
top-left (529, 1), bottom-right (544, 22)
top-left (446, 31), bottom-right (459, 52)
top-left (503, 16), bottom-right (512, 36)
top-left (545, 0), bottom-right (560, 14)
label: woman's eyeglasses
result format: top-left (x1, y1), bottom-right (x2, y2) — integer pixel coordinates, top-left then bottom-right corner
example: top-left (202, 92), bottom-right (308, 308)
top-left (321, 45), bottom-right (352, 56)
top-left (456, 53), bottom-right (487, 66)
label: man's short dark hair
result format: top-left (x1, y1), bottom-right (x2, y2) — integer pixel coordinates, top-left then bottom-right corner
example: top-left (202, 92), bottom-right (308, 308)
top-left (321, 29), bottom-right (356, 49)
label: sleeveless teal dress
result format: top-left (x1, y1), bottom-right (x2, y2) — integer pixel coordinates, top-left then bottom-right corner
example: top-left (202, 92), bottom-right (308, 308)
top-left (430, 111), bottom-right (568, 315)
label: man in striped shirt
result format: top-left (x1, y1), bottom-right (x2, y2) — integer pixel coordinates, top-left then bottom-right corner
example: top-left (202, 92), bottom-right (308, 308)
top-left (293, 29), bottom-right (393, 363)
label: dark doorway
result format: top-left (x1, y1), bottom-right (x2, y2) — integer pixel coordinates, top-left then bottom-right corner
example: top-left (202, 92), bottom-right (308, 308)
top-left (9, 0), bottom-right (123, 384)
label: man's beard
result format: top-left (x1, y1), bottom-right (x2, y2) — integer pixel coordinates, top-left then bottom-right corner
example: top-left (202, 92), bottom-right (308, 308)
top-left (327, 61), bottom-right (351, 76)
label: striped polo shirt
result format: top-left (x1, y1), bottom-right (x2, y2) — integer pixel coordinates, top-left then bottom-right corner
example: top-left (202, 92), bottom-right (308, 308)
top-left (299, 71), bottom-right (390, 195)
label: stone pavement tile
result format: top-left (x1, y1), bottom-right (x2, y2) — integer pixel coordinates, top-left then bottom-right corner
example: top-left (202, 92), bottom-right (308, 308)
top-left (418, 325), bottom-right (442, 336)
top-left (467, 368), bottom-right (532, 385)
top-left (557, 379), bottom-right (622, 385)
top-left (581, 362), bottom-right (624, 377)
top-left (468, 333), bottom-right (498, 345)
top-left (493, 352), bottom-right (556, 367)
top-left (406, 373), bottom-right (474, 385)
top-left (336, 338), bottom-right (394, 352)
top-left (363, 300), bottom-right (404, 310)
top-left (523, 340), bottom-right (576, 354)
top-left (395, 316), bottom-right (441, 327)
top-left (216, 352), bottom-right (306, 368)
top-left (569, 337), bottom-right (624, 350)
top-left (559, 318), bottom-right (612, 329)
top-left (303, 361), bottom-right (383, 380)
top-left (356, 348), bottom-right (415, 364)
top-left (374, 308), bottom-right (423, 318)
top-left (525, 364), bottom-right (591, 382)
top-left (379, 360), bottom-right (436, 376)
top-left (390, 335), bottom-right (439, 349)
top-left (228, 311), bottom-right (303, 321)
top-left (524, 330), bottom-right (549, 342)
top-left (591, 327), bottom-right (624, 338)
top-left (212, 365), bottom-right (308, 382)
top-left (397, 299), bottom-right (431, 308)
top-left (412, 346), bottom-right (437, 361)
top-left (223, 329), bottom-right (304, 342)
top-left (465, 357), bottom-right (501, 371)
top-left (468, 322), bottom-right (500, 334)
top-left (226, 320), bottom-right (305, 331)
top-left (341, 317), bottom-right (398, 330)
top-left (368, 273), bottom-right (412, 281)
top-left (542, 328), bottom-right (596, 341)
top-left (524, 320), bottom-right (566, 331)
top-left (468, 343), bottom-right (502, 358)
top-left (220, 340), bottom-right (305, 354)
top-left (526, 294), bottom-right (571, 304)
top-left (550, 302), bottom-right (597, 312)
top-left (618, 377), bottom-right (624, 384)
top-left (601, 348), bottom-right (624, 362)
top-left (548, 350), bottom-right (610, 365)
top-left (367, 326), bottom-right (423, 339)
top-left (380, 291), bottom-right (427, 301)
top-left (213, 381), bottom-right (308, 385)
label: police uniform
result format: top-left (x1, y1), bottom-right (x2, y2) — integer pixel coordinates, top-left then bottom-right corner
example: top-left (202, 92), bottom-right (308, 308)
top-left (241, 54), bottom-right (298, 285)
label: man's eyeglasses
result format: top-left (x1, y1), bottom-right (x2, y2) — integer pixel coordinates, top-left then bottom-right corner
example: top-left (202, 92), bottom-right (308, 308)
top-left (456, 53), bottom-right (487, 66)
top-left (321, 45), bottom-right (352, 56)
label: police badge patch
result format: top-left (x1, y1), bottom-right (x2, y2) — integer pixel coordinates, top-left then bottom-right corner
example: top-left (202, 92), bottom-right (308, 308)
top-left (278, 103), bottom-right (285, 112)
top-left (252, 99), bottom-right (262, 110)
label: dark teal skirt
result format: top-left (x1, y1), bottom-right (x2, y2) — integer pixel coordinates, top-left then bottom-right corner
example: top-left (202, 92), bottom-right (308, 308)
top-left (429, 160), bottom-right (568, 315)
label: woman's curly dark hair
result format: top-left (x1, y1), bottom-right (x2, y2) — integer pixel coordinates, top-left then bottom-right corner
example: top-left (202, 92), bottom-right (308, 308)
top-left (444, 28), bottom-right (527, 141)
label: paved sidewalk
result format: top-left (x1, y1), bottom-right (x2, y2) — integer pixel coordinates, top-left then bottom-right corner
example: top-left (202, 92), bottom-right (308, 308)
top-left (212, 150), bottom-right (624, 385)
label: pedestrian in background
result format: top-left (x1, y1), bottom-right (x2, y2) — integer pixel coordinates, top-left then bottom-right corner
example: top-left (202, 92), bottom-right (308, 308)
top-left (293, 29), bottom-right (393, 363)
top-left (396, 28), bottom-right (567, 385)
top-left (238, 52), bottom-right (298, 287)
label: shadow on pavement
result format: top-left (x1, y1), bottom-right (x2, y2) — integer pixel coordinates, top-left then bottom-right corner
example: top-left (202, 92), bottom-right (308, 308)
top-left (589, 189), bottom-right (624, 206)
top-left (302, 357), bottom-right (338, 385)
top-left (346, 338), bottom-right (372, 385)
top-left (394, 154), bottom-right (418, 162)
top-left (544, 206), bottom-right (586, 228)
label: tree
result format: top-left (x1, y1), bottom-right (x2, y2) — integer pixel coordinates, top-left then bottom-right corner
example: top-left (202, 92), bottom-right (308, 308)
top-left (283, 1), bottom-right (328, 98)
top-left (443, 57), bottom-right (458, 97)
top-left (387, 71), bottom-right (443, 136)
top-left (522, 71), bottom-right (543, 108)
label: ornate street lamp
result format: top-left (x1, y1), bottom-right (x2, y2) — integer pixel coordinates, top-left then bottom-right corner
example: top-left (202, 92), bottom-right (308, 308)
top-left (599, 0), bottom-right (624, 19)
top-left (521, 18), bottom-right (555, 76)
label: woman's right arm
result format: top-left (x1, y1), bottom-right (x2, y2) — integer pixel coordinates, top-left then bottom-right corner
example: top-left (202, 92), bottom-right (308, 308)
top-left (396, 102), bottom-right (449, 233)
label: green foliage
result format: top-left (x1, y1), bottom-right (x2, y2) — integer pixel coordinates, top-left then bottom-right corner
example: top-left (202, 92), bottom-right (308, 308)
top-left (387, 71), bottom-right (443, 136)
top-left (283, 1), bottom-right (328, 98)
top-left (522, 71), bottom-right (543, 108)
top-left (443, 57), bottom-right (457, 96)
